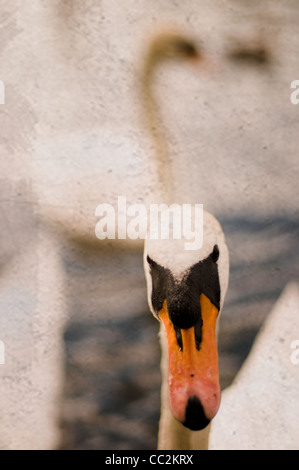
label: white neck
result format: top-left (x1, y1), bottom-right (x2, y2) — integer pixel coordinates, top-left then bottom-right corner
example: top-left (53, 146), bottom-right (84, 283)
top-left (157, 323), bottom-right (211, 450)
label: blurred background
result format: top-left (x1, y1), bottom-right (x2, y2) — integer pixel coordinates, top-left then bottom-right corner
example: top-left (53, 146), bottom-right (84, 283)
top-left (0, 0), bottom-right (298, 450)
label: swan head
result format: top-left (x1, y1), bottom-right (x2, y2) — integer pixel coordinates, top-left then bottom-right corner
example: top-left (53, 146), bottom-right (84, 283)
top-left (143, 209), bottom-right (229, 431)
top-left (143, 30), bottom-right (202, 76)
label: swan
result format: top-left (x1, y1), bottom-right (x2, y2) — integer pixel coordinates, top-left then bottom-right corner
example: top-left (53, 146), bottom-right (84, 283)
top-left (209, 281), bottom-right (299, 450)
top-left (141, 31), bottom-right (230, 450)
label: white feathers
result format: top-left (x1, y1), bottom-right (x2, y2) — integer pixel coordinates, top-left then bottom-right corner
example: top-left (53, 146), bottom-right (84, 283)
top-left (143, 208), bottom-right (229, 314)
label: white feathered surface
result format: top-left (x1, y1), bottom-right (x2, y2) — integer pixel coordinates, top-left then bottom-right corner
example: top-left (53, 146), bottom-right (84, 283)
top-left (210, 281), bottom-right (299, 450)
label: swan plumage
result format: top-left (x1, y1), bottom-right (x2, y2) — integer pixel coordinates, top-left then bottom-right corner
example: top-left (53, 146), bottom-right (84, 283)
top-left (210, 281), bottom-right (299, 450)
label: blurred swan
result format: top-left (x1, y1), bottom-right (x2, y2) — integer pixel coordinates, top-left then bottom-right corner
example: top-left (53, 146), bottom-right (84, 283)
top-left (209, 281), bottom-right (299, 450)
top-left (141, 30), bottom-right (229, 450)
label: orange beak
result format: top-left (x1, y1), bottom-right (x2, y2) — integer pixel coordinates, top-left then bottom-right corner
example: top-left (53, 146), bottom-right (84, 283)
top-left (159, 293), bottom-right (220, 430)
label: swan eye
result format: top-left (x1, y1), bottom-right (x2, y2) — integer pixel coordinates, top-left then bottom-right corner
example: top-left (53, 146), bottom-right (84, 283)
top-left (211, 245), bottom-right (219, 263)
